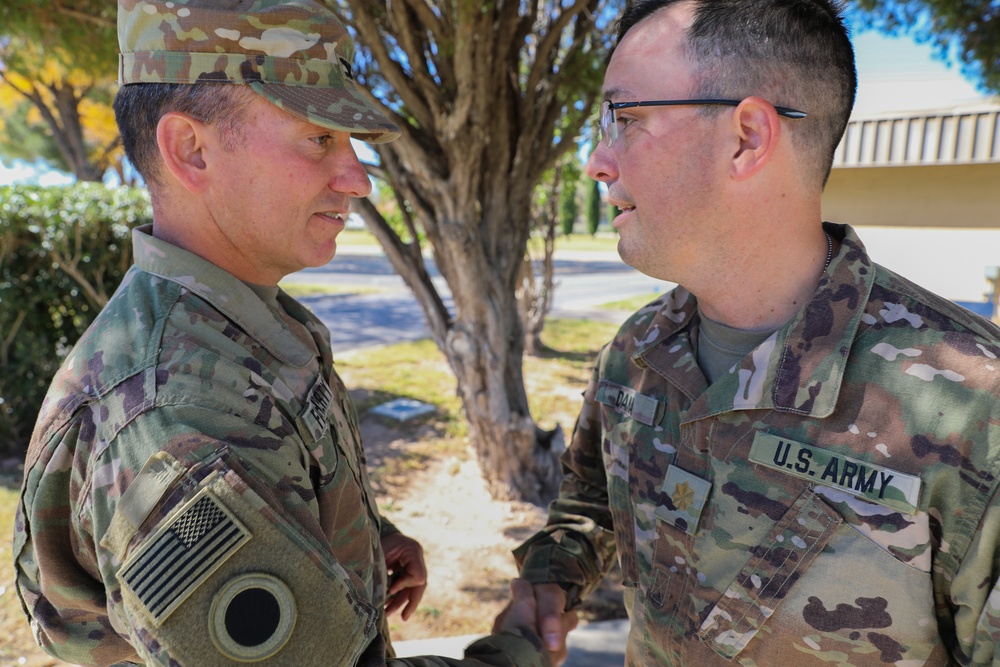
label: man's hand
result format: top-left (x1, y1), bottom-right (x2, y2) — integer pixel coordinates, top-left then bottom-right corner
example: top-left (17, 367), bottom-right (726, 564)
top-left (493, 582), bottom-right (578, 666)
top-left (381, 532), bottom-right (428, 621)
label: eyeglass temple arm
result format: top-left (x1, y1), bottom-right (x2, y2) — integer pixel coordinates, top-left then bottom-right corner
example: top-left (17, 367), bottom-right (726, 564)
top-left (614, 99), bottom-right (807, 119)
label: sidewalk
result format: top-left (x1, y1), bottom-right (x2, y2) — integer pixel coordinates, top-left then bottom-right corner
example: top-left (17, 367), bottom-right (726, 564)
top-left (394, 618), bottom-right (630, 666)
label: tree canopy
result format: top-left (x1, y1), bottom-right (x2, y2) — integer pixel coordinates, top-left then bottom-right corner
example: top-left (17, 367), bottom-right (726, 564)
top-left (0, 0), bottom-right (119, 181)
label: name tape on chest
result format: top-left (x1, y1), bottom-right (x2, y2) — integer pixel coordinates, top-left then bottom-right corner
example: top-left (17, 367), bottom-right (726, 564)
top-left (596, 380), bottom-right (662, 426)
top-left (300, 375), bottom-right (333, 442)
top-left (749, 432), bottom-right (921, 514)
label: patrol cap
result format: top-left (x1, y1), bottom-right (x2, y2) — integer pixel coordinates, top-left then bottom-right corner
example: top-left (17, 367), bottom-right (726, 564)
top-left (117, 0), bottom-right (400, 143)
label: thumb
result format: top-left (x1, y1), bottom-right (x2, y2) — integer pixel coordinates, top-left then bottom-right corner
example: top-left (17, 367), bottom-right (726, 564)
top-left (497, 578), bottom-right (538, 633)
top-left (508, 578), bottom-right (537, 620)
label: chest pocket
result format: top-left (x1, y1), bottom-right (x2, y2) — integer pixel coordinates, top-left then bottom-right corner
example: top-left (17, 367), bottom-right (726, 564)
top-left (694, 487), bottom-right (842, 657)
top-left (644, 482), bottom-right (944, 665)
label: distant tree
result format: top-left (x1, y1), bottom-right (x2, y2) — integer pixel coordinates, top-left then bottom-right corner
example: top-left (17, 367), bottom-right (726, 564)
top-left (0, 0), bottom-right (120, 181)
top-left (336, 0), bottom-right (615, 502)
top-left (850, 0), bottom-right (1000, 93)
top-left (585, 178), bottom-right (602, 236)
top-left (558, 160), bottom-right (581, 237)
top-left (607, 201), bottom-right (620, 235)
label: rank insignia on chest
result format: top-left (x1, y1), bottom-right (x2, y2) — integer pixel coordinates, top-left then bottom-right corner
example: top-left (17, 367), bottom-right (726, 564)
top-left (596, 380), bottom-right (663, 426)
top-left (300, 375), bottom-right (333, 442)
top-left (749, 432), bottom-right (921, 513)
top-left (654, 464), bottom-right (713, 535)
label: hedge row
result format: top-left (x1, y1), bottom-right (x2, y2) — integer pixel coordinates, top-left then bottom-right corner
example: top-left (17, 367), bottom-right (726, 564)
top-left (0, 183), bottom-right (151, 456)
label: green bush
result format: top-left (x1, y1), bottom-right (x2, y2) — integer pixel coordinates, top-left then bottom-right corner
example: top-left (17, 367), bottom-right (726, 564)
top-left (585, 179), bottom-right (601, 236)
top-left (0, 183), bottom-right (151, 456)
top-left (558, 162), bottom-right (579, 237)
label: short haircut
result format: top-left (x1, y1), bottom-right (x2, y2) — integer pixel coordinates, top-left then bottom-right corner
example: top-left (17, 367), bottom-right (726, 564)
top-left (617, 0), bottom-right (856, 186)
top-left (113, 83), bottom-right (256, 187)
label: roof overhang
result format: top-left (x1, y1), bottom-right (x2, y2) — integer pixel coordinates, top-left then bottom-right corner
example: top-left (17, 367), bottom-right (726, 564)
top-left (833, 101), bottom-right (1000, 168)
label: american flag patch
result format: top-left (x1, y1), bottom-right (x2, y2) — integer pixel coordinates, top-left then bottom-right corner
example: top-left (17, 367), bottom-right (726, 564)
top-left (118, 489), bottom-right (251, 625)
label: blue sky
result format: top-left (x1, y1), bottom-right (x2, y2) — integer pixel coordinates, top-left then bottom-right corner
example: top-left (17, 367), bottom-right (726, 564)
top-left (0, 24), bottom-right (992, 186)
top-left (850, 27), bottom-right (987, 117)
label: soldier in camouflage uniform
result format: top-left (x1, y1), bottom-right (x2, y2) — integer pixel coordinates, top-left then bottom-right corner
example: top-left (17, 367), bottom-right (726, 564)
top-left (13, 1), bottom-right (562, 665)
top-left (507, 1), bottom-right (1000, 665)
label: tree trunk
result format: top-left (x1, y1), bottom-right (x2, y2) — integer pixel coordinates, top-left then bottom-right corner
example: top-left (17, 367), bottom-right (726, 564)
top-left (357, 186), bottom-right (566, 504)
top-left (520, 211), bottom-right (557, 357)
top-left (2, 75), bottom-right (105, 182)
top-left (341, 0), bottom-right (607, 502)
top-left (446, 297), bottom-right (565, 503)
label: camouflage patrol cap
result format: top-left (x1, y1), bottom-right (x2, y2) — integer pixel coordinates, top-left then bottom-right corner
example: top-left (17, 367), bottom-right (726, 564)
top-left (117, 0), bottom-right (399, 143)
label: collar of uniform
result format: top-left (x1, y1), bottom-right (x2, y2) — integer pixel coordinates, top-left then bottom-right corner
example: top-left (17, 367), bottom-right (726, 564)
top-left (131, 225), bottom-right (316, 368)
top-left (765, 222), bottom-right (876, 416)
top-left (633, 223), bottom-right (876, 417)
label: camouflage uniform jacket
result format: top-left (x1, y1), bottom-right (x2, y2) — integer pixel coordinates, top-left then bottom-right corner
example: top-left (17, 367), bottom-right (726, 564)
top-left (516, 223), bottom-right (1000, 666)
top-left (14, 226), bottom-right (548, 667)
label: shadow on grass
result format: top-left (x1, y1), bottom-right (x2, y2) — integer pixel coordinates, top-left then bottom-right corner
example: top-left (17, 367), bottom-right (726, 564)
top-left (529, 345), bottom-right (600, 365)
top-left (459, 583), bottom-right (512, 605)
top-left (578, 564), bottom-right (627, 622)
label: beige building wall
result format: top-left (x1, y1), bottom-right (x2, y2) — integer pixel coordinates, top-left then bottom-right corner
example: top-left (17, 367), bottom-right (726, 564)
top-left (822, 163), bottom-right (1000, 229)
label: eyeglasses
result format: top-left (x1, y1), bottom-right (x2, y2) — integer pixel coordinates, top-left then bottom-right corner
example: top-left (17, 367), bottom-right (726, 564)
top-left (598, 98), bottom-right (808, 148)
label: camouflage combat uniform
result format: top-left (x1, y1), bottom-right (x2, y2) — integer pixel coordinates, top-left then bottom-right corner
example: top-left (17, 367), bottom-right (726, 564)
top-left (14, 227), bottom-right (547, 667)
top-left (516, 223), bottom-right (1000, 665)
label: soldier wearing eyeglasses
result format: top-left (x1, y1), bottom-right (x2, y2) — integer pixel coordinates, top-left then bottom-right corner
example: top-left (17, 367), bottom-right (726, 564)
top-left (501, 1), bottom-right (1000, 665)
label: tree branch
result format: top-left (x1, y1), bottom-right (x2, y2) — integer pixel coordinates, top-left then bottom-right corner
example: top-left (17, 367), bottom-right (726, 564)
top-left (524, 0), bottom-right (592, 98)
top-left (0, 309), bottom-right (27, 368)
top-left (52, 1), bottom-right (114, 28)
top-left (345, 1), bottom-right (435, 129)
top-left (390, 0), bottom-right (445, 119)
top-left (353, 196), bottom-right (452, 349)
top-left (406, 0), bottom-right (455, 88)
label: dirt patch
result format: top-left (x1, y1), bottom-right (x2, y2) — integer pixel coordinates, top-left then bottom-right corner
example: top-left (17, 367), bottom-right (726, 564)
top-left (360, 413), bottom-right (626, 643)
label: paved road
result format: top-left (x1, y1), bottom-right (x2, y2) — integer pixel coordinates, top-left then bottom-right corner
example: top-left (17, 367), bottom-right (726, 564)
top-left (290, 250), bottom-right (669, 353)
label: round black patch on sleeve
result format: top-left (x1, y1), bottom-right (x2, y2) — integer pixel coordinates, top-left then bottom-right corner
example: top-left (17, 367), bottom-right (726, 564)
top-left (211, 573), bottom-right (297, 661)
top-left (225, 587), bottom-right (281, 647)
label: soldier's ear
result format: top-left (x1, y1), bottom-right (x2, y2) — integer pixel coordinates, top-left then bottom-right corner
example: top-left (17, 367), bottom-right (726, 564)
top-left (157, 112), bottom-right (209, 194)
top-left (728, 96), bottom-right (781, 182)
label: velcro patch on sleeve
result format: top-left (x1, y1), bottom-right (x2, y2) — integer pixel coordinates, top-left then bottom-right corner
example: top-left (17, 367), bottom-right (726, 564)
top-left (118, 488), bottom-right (251, 626)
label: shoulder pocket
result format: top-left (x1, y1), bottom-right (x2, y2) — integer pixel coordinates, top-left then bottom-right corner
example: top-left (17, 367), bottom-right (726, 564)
top-left (116, 455), bottom-right (378, 666)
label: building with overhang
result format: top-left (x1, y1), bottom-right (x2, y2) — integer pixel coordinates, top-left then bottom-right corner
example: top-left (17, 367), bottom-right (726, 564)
top-left (821, 101), bottom-right (1000, 319)
top-left (823, 102), bottom-right (1000, 228)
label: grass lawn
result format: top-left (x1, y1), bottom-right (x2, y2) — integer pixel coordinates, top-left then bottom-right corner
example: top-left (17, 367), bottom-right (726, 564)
top-left (278, 281), bottom-right (385, 298)
top-left (0, 317), bottom-right (618, 661)
top-left (333, 318), bottom-right (619, 490)
top-left (0, 484), bottom-right (36, 665)
top-left (336, 228), bottom-right (383, 247)
top-left (599, 291), bottom-right (664, 312)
